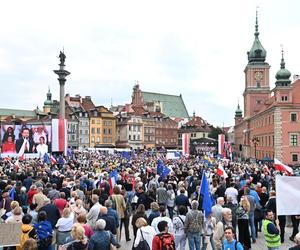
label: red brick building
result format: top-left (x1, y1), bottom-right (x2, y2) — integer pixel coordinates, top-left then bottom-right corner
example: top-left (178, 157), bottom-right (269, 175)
top-left (234, 14), bottom-right (300, 165)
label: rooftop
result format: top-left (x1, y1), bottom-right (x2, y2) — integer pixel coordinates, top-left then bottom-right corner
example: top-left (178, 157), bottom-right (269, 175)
top-left (141, 91), bottom-right (189, 119)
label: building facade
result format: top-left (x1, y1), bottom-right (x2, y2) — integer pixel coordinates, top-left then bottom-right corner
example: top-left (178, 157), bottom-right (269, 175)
top-left (234, 14), bottom-right (300, 165)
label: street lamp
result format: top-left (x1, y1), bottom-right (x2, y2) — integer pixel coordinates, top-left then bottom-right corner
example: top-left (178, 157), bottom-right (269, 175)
top-left (252, 137), bottom-right (260, 160)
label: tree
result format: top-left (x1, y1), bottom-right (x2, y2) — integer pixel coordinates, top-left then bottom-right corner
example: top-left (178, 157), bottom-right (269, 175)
top-left (208, 126), bottom-right (225, 140)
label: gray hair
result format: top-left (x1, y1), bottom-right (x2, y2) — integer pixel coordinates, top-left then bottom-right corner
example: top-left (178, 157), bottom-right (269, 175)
top-left (191, 200), bottom-right (198, 210)
top-left (105, 199), bottom-right (113, 208)
top-left (222, 207), bottom-right (232, 215)
top-left (95, 219), bottom-right (106, 230)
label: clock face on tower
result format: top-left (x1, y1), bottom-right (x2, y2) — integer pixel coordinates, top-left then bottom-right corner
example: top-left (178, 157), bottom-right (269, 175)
top-left (254, 71), bottom-right (263, 81)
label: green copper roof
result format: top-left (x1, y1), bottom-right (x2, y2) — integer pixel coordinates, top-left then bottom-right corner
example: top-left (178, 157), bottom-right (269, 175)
top-left (141, 91), bottom-right (189, 118)
top-left (235, 103), bottom-right (243, 117)
top-left (248, 10), bottom-right (267, 63)
top-left (0, 108), bottom-right (36, 117)
top-left (44, 88), bottom-right (53, 106)
top-left (275, 49), bottom-right (291, 86)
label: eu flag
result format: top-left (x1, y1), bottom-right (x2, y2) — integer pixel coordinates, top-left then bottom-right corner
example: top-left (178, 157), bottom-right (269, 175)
top-left (200, 172), bottom-right (212, 217)
top-left (43, 153), bottom-right (51, 165)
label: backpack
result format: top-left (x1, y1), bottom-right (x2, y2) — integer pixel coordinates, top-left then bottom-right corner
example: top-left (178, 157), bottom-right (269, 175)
top-left (158, 233), bottom-right (175, 250)
top-left (17, 227), bottom-right (33, 250)
top-left (188, 212), bottom-right (201, 233)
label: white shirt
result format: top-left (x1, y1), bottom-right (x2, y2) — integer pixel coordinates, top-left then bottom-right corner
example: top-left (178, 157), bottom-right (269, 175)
top-left (56, 213), bottom-right (74, 231)
top-left (151, 216), bottom-right (173, 234)
top-left (225, 187), bottom-right (238, 204)
top-left (134, 226), bottom-right (156, 249)
top-left (37, 144), bottom-right (48, 157)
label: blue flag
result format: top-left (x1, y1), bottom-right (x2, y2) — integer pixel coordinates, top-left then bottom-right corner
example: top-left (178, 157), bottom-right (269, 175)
top-left (157, 159), bottom-right (164, 175)
top-left (161, 165), bottom-right (171, 178)
top-left (43, 153), bottom-right (51, 165)
top-left (121, 151), bottom-right (131, 161)
top-left (200, 172), bottom-right (212, 217)
top-left (9, 187), bottom-right (15, 200)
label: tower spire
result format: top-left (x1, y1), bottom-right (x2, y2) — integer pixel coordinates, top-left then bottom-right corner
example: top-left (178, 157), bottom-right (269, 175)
top-left (255, 7), bottom-right (259, 38)
top-left (280, 45), bottom-right (285, 69)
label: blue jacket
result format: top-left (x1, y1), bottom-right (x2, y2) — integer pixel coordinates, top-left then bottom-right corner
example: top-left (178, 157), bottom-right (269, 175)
top-left (98, 214), bottom-right (117, 235)
top-left (88, 230), bottom-right (117, 250)
top-left (107, 208), bottom-right (119, 228)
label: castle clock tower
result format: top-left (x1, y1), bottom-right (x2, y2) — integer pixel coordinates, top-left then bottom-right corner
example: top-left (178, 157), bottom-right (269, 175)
top-left (243, 11), bottom-right (271, 118)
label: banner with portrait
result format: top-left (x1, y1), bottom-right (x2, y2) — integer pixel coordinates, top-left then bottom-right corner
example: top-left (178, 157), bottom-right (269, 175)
top-left (0, 123), bottom-right (52, 158)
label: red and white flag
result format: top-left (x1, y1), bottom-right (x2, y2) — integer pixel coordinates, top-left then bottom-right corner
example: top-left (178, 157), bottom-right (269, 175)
top-left (52, 118), bottom-right (67, 155)
top-left (274, 158), bottom-right (293, 175)
top-left (182, 133), bottom-right (190, 156)
top-left (50, 155), bottom-right (57, 165)
top-left (217, 163), bottom-right (228, 178)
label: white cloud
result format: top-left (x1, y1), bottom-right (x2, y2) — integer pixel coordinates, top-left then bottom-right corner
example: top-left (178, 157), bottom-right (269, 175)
top-left (0, 0), bottom-right (299, 126)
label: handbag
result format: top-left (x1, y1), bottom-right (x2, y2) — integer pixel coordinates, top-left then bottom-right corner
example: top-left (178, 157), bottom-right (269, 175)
top-left (134, 229), bottom-right (150, 250)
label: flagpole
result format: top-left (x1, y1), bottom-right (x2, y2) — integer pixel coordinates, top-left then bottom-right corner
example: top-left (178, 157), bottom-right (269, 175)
top-left (198, 170), bottom-right (204, 210)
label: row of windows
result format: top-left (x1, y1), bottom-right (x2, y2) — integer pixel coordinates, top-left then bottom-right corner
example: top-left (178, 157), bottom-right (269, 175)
top-left (253, 115), bottom-right (274, 128)
top-left (255, 133), bottom-right (298, 147)
top-left (253, 113), bottom-right (298, 128)
top-left (156, 138), bottom-right (177, 144)
top-left (91, 128), bottom-right (112, 135)
top-left (129, 135), bottom-right (141, 141)
top-left (129, 125), bottom-right (141, 132)
top-left (91, 136), bottom-right (113, 143)
top-left (90, 119), bottom-right (113, 125)
top-left (256, 150), bottom-right (298, 162)
top-left (79, 138), bottom-right (89, 143)
top-left (79, 130), bottom-right (89, 135)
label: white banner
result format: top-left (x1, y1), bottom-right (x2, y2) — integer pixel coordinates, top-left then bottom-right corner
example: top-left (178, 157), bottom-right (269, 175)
top-left (276, 176), bottom-right (300, 215)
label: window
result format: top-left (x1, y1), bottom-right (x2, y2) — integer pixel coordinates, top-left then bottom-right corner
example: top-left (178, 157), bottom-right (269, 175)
top-left (108, 128), bottom-right (111, 134)
top-left (129, 125), bottom-right (131, 131)
top-left (93, 111), bottom-right (97, 116)
top-left (133, 135), bottom-right (136, 140)
top-left (281, 96), bottom-right (288, 101)
top-left (290, 134), bottom-right (298, 146)
top-left (85, 130), bottom-right (89, 135)
top-left (91, 128), bottom-right (95, 134)
top-left (103, 128), bottom-right (107, 134)
top-left (85, 113), bottom-right (88, 118)
top-left (96, 119), bottom-right (100, 124)
top-left (97, 137), bottom-right (100, 142)
top-left (91, 120), bottom-right (95, 124)
top-left (292, 154), bottom-right (298, 162)
top-left (291, 113), bottom-right (297, 122)
top-left (79, 130), bottom-right (82, 135)
top-left (129, 135), bottom-right (131, 140)
top-left (91, 136), bottom-right (95, 143)
top-left (79, 113), bottom-right (82, 117)
top-left (97, 128), bottom-right (101, 134)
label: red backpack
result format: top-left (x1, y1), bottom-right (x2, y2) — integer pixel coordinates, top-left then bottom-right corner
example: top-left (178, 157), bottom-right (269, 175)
top-left (158, 233), bottom-right (175, 250)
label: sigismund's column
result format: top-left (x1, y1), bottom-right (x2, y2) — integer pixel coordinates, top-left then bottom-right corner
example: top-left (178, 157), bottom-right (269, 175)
top-left (54, 51), bottom-right (70, 119)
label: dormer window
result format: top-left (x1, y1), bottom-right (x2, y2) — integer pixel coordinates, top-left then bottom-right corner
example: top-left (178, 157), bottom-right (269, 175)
top-left (281, 96), bottom-right (288, 102)
top-left (93, 111), bottom-right (97, 116)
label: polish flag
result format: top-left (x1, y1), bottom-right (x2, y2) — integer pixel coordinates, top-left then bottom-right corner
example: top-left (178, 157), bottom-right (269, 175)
top-left (274, 158), bottom-right (293, 175)
top-left (50, 155), bottom-right (57, 165)
top-left (108, 170), bottom-right (118, 195)
top-left (18, 141), bottom-right (26, 161)
top-left (52, 118), bottom-right (67, 155)
top-left (217, 163), bottom-right (228, 178)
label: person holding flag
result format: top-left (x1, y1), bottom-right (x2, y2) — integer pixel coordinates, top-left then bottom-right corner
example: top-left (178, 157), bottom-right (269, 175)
top-left (199, 171), bottom-right (216, 250)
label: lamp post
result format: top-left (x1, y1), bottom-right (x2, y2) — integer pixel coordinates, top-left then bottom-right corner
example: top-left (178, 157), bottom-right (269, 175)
top-left (252, 137), bottom-right (260, 161)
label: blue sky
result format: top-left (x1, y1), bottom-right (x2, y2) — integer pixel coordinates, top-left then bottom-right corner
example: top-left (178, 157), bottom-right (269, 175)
top-left (0, 0), bottom-right (299, 126)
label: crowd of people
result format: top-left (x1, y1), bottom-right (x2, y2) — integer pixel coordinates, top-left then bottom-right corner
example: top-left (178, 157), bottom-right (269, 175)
top-left (0, 149), bottom-right (299, 250)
